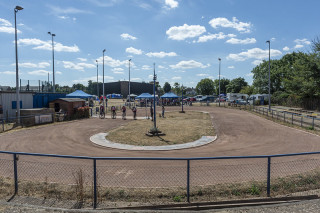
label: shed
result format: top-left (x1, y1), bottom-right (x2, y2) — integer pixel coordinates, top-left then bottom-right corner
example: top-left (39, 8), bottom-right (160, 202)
top-left (49, 98), bottom-right (85, 116)
top-left (0, 91), bottom-right (34, 120)
top-left (66, 90), bottom-right (92, 99)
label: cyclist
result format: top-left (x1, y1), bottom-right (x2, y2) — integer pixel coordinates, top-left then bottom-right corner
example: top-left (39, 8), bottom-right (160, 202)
top-left (111, 106), bottom-right (116, 119)
top-left (99, 105), bottom-right (105, 119)
top-left (132, 106), bottom-right (137, 120)
top-left (121, 105), bottom-right (126, 120)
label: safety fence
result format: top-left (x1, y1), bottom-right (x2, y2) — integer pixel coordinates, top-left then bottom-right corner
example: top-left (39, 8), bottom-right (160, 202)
top-left (216, 102), bottom-right (320, 131)
top-left (0, 151), bottom-right (320, 209)
top-left (0, 113), bottom-right (55, 133)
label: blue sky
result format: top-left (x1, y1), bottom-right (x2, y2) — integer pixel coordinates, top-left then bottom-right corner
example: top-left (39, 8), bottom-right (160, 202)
top-left (0, 0), bottom-right (319, 88)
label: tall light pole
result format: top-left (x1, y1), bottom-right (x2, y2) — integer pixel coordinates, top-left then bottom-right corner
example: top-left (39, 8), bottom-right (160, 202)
top-left (153, 63), bottom-right (157, 130)
top-left (181, 84), bottom-right (184, 113)
top-left (266, 40), bottom-right (271, 111)
top-left (128, 59), bottom-right (131, 107)
top-left (48, 32), bottom-right (56, 93)
top-left (96, 60), bottom-right (99, 97)
top-left (218, 58), bottom-right (221, 107)
top-left (15, 5), bottom-right (23, 124)
top-left (102, 49), bottom-right (106, 114)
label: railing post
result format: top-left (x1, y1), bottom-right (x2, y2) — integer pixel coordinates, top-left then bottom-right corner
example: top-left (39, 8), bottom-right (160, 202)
top-left (312, 117), bottom-right (315, 129)
top-left (187, 159), bottom-right (190, 203)
top-left (2, 120), bottom-right (4, 132)
top-left (267, 157), bottom-right (271, 197)
top-left (284, 112), bottom-right (286, 122)
top-left (292, 114), bottom-right (293, 125)
top-left (301, 116), bottom-right (303, 127)
top-left (93, 159), bottom-right (97, 209)
top-left (13, 154), bottom-right (18, 195)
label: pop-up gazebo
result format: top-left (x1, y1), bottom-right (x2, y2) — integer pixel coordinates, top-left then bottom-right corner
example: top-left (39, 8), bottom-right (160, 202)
top-left (66, 90), bottom-right (93, 99)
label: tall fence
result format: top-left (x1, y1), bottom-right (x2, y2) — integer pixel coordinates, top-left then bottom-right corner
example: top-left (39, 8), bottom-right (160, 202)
top-left (19, 79), bottom-right (52, 92)
top-left (0, 151), bottom-right (320, 209)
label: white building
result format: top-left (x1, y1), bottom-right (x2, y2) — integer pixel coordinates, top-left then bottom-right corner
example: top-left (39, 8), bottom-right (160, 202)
top-left (0, 91), bottom-right (34, 119)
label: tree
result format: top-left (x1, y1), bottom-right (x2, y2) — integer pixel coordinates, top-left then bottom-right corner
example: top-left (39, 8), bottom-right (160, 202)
top-left (214, 78), bottom-right (230, 94)
top-left (227, 77), bottom-right (248, 93)
top-left (72, 83), bottom-right (86, 91)
top-left (173, 82), bottom-right (181, 94)
top-left (312, 36), bottom-right (320, 53)
top-left (196, 78), bottom-right (215, 95)
top-left (239, 85), bottom-right (255, 96)
top-left (163, 82), bottom-right (171, 93)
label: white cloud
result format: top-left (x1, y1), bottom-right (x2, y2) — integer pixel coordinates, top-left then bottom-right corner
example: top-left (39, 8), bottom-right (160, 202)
top-left (164, 0), bottom-right (178, 9)
top-left (228, 66), bottom-right (235, 69)
top-left (73, 75), bottom-right (114, 84)
top-left (62, 61), bottom-right (95, 71)
top-left (293, 38), bottom-right (311, 49)
top-left (158, 65), bottom-right (166, 69)
top-left (17, 38), bottom-right (80, 52)
top-left (56, 71), bottom-right (62, 75)
top-left (146, 51), bottom-right (177, 58)
top-left (195, 32), bottom-right (236, 43)
top-left (131, 77), bottom-right (141, 81)
top-left (170, 60), bottom-right (208, 69)
top-left (96, 55), bottom-right (127, 67)
top-left (142, 65), bottom-right (151, 70)
top-left (227, 48), bottom-right (282, 61)
top-left (112, 67), bottom-right (124, 74)
top-left (0, 18), bottom-right (20, 34)
top-left (226, 38), bottom-right (256, 44)
top-left (77, 58), bottom-right (87, 62)
top-left (28, 70), bottom-right (50, 76)
top-left (172, 76), bottom-right (181, 80)
top-left (126, 47), bottom-right (143, 55)
top-left (48, 5), bottom-right (91, 15)
top-left (283, 46), bottom-right (290, 51)
top-left (252, 60), bottom-right (263, 65)
top-left (196, 74), bottom-right (209, 77)
top-left (18, 62), bottom-right (50, 69)
top-left (209, 17), bottom-right (252, 33)
top-left (0, 71), bottom-right (15, 75)
top-left (120, 33), bottom-right (137, 40)
top-left (166, 24), bottom-right (206, 41)
top-left (246, 73), bottom-right (254, 77)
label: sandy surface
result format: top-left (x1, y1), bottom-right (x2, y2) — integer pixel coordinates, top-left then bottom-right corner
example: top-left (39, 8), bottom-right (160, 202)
top-left (0, 106), bottom-right (320, 188)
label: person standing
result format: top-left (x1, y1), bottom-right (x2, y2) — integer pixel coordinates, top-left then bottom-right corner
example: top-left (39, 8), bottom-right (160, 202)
top-left (150, 105), bottom-right (153, 121)
top-left (132, 106), bottom-right (137, 120)
top-left (162, 105), bottom-right (165, 118)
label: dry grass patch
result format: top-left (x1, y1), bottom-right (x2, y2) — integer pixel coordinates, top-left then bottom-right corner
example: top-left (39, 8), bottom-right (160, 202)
top-left (106, 111), bottom-right (215, 146)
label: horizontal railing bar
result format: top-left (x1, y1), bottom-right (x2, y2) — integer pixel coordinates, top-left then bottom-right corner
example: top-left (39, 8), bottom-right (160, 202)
top-left (0, 150), bottom-right (320, 161)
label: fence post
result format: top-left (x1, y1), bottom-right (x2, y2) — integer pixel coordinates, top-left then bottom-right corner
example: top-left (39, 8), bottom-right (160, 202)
top-left (312, 117), bottom-right (315, 129)
top-left (13, 154), bottom-right (18, 195)
top-left (284, 112), bottom-right (286, 122)
top-left (93, 159), bottom-right (97, 209)
top-left (2, 120), bottom-right (4, 132)
top-left (301, 116), bottom-right (303, 127)
top-left (187, 159), bottom-right (190, 203)
top-left (267, 157), bottom-right (271, 197)
top-left (271, 110), bottom-right (273, 119)
top-left (263, 108), bottom-right (264, 115)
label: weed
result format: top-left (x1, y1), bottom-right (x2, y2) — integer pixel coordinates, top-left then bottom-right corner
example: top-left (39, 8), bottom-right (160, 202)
top-left (173, 195), bottom-right (182, 202)
top-left (250, 184), bottom-right (260, 195)
top-left (73, 168), bottom-right (84, 208)
top-left (308, 126), bottom-right (314, 130)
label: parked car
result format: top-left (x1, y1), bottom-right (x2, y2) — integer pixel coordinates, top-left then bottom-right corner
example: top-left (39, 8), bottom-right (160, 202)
top-left (200, 96), bottom-right (215, 102)
top-left (215, 98), bottom-right (226, 102)
top-left (235, 98), bottom-right (247, 105)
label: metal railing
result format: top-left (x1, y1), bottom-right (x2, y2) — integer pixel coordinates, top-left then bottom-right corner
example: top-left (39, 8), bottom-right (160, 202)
top-left (217, 103), bottom-right (320, 131)
top-left (0, 150), bottom-right (320, 209)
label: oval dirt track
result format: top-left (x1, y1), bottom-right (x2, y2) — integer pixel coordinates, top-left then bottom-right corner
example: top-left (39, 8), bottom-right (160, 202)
top-left (0, 106), bottom-right (320, 188)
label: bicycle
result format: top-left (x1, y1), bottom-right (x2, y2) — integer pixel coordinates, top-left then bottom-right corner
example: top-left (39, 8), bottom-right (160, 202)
top-left (99, 109), bottom-right (105, 119)
top-left (112, 111), bottom-right (116, 119)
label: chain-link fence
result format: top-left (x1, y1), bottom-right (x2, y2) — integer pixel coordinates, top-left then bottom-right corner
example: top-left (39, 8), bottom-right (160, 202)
top-left (1, 151), bottom-right (320, 209)
top-left (19, 79), bottom-right (52, 92)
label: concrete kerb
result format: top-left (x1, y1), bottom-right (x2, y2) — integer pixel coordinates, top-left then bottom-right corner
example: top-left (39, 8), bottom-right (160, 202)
top-left (90, 133), bottom-right (217, 151)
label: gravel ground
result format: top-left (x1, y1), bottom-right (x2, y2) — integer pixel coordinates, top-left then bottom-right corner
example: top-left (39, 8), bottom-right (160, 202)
top-left (1, 199), bottom-right (320, 213)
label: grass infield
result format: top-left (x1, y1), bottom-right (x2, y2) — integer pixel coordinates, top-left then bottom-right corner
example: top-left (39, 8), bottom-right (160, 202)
top-left (106, 111), bottom-right (215, 146)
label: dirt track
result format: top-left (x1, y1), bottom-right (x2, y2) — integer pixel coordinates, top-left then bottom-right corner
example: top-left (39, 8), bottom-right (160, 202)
top-left (0, 106), bottom-right (320, 188)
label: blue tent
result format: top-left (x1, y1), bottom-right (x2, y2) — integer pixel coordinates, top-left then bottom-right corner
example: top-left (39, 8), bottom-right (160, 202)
top-left (161, 92), bottom-right (179, 98)
top-left (136, 93), bottom-right (153, 99)
top-left (66, 90), bottom-right (93, 99)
